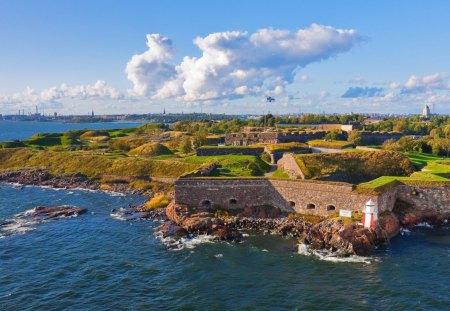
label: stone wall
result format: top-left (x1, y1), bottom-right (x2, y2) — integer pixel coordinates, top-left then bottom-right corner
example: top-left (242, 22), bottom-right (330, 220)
top-left (395, 185), bottom-right (450, 215)
top-left (175, 178), bottom-right (378, 217)
top-left (224, 131), bottom-right (330, 146)
top-left (277, 153), bottom-right (305, 179)
top-left (174, 178), bottom-right (293, 213)
top-left (174, 177), bottom-right (450, 218)
top-left (196, 147), bottom-right (264, 156)
top-left (359, 131), bottom-right (403, 145)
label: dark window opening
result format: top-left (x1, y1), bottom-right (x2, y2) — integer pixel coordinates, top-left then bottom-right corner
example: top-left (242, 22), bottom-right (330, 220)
top-left (229, 198), bottom-right (237, 205)
top-left (201, 200), bottom-right (211, 208)
top-left (327, 205), bottom-right (336, 211)
top-left (289, 201), bottom-right (296, 207)
top-left (307, 203), bottom-right (316, 209)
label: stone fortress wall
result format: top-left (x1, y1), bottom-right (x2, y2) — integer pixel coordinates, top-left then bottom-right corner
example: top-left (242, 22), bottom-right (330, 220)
top-left (196, 147), bottom-right (265, 157)
top-left (175, 178), bottom-right (450, 217)
top-left (225, 130), bottom-right (403, 146)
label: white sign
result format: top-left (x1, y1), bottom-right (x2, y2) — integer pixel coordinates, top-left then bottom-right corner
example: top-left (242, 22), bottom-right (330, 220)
top-left (339, 209), bottom-right (352, 218)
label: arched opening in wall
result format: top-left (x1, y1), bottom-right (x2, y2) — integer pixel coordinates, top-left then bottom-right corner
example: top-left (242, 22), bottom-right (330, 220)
top-left (229, 198), bottom-right (237, 205)
top-left (201, 200), bottom-right (211, 208)
top-left (306, 203), bottom-right (316, 209)
top-left (327, 205), bottom-right (336, 211)
top-left (289, 201), bottom-right (296, 207)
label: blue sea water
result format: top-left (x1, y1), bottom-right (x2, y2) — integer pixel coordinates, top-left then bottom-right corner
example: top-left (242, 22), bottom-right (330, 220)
top-left (0, 120), bottom-right (143, 142)
top-left (0, 184), bottom-right (449, 310)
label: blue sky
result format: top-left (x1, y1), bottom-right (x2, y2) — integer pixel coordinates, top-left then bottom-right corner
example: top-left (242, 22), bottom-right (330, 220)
top-left (0, 0), bottom-right (449, 115)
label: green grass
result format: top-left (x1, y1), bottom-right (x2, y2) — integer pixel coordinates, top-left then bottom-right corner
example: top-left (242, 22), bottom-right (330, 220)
top-left (356, 152), bottom-right (450, 193)
top-left (295, 151), bottom-right (414, 183)
top-left (307, 139), bottom-right (354, 149)
top-left (271, 168), bottom-right (290, 179)
top-left (180, 155), bottom-right (271, 177)
top-left (267, 142), bottom-right (309, 152)
top-left (128, 142), bottom-right (173, 157)
top-left (405, 152), bottom-right (446, 168)
top-left (0, 148), bottom-right (200, 178)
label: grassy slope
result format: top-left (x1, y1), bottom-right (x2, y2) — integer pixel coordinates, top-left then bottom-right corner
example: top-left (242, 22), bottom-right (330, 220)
top-left (357, 152), bottom-right (450, 192)
top-left (180, 155), bottom-right (270, 177)
top-left (295, 151), bottom-right (414, 183)
top-left (0, 148), bottom-right (199, 178)
top-left (307, 139), bottom-right (354, 149)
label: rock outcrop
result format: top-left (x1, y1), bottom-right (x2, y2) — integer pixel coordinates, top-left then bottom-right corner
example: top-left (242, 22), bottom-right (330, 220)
top-left (28, 206), bottom-right (87, 218)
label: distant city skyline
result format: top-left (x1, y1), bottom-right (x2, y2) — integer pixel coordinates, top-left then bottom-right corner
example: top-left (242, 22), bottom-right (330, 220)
top-left (0, 0), bottom-right (449, 115)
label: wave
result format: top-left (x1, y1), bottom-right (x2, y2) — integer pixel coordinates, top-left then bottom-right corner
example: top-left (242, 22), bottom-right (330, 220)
top-left (0, 207), bottom-right (82, 237)
top-left (155, 231), bottom-right (216, 251)
top-left (414, 222), bottom-right (434, 228)
top-left (297, 244), bottom-right (374, 264)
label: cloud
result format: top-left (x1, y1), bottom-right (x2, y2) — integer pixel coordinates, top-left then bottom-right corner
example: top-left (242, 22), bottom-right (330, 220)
top-left (401, 72), bottom-right (449, 94)
top-left (0, 80), bottom-right (123, 110)
top-left (126, 24), bottom-right (361, 101)
top-left (341, 86), bottom-right (384, 98)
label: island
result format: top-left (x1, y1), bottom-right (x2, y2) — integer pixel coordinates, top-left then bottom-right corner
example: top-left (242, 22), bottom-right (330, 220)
top-left (1, 114), bottom-right (449, 258)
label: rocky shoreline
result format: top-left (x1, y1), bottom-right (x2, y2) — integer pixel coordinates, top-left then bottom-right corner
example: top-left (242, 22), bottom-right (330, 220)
top-left (158, 202), bottom-right (450, 256)
top-left (0, 169), bottom-right (145, 195)
top-left (1, 168), bottom-right (448, 257)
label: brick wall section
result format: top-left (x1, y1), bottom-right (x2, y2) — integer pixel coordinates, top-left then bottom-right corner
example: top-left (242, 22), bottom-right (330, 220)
top-left (175, 178), bottom-right (293, 213)
top-left (277, 153), bottom-right (305, 179)
top-left (196, 147), bottom-right (264, 156)
top-left (396, 185), bottom-right (450, 214)
top-left (359, 131), bottom-right (403, 145)
top-left (224, 131), bottom-right (329, 146)
top-left (175, 178), bottom-right (378, 216)
top-left (174, 178), bottom-right (450, 217)
top-left (269, 179), bottom-right (374, 216)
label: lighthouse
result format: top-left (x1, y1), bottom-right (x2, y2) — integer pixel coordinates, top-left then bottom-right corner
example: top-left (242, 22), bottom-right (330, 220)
top-left (362, 199), bottom-right (378, 229)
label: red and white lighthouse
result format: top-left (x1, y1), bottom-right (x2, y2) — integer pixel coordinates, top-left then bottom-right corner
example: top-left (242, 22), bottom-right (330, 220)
top-left (362, 199), bottom-right (378, 229)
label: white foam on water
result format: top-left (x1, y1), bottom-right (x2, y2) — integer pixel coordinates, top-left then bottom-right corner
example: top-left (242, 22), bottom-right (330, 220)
top-left (297, 244), bottom-right (373, 264)
top-left (155, 231), bottom-right (216, 251)
top-left (0, 206), bottom-right (82, 237)
top-left (415, 222), bottom-right (434, 228)
top-left (261, 249), bottom-right (269, 252)
top-left (400, 228), bottom-right (411, 235)
top-left (214, 254), bottom-right (223, 258)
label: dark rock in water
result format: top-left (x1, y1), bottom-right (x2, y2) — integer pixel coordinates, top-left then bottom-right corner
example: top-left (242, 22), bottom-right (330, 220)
top-left (110, 205), bottom-right (166, 221)
top-left (159, 221), bottom-right (189, 238)
top-left (28, 206), bottom-right (87, 219)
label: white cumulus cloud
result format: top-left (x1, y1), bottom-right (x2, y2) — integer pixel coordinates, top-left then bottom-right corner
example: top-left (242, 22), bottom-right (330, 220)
top-left (125, 24), bottom-right (361, 101)
top-left (0, 80), bottom-right (123, 110)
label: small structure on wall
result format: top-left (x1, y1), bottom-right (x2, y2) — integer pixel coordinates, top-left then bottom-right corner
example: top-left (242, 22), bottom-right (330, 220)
top-left (362, 199), bottom-right (378, 228)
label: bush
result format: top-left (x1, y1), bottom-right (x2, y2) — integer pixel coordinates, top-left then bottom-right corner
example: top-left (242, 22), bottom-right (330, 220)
top-left (144, 193), bottom-right (171, 209)
top-left (261, 152), bottom-right (272, 163)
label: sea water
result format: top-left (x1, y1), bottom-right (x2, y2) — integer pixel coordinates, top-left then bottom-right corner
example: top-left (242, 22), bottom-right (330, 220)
top-left (0, 183), bottom-right (449, 310)
top-left (0, 120), bottom-right (143, 142)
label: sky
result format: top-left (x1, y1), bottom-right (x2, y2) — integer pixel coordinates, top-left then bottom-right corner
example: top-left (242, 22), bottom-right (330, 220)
top-left (0, 0), bottom-right (449, 115)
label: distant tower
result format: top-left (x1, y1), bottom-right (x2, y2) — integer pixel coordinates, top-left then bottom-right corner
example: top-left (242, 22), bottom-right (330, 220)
top-left (91, 109), bottom-right (94, 117)
top-left (35, 105), bottom-right (38, 115)
top-left (362, 199), bottom-right (378, 229)
top-left (163, 107), bottom-right (166, 115)
top-left (422, 104), bottom-right (430, 118)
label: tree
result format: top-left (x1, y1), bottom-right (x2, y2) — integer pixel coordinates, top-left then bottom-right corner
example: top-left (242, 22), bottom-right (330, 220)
top-left (348, 130), bottom-right (363, 146)
top-left (325, 130), bottom-right (340, 141)
top-left (182, 137), bottom-right (193, 154)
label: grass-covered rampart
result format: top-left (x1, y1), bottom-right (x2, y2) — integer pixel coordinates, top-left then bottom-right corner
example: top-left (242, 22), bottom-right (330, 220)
top-left (294, 151), bottom-right (414, 183)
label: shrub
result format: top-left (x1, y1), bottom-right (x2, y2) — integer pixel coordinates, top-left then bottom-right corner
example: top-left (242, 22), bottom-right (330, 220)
top-left (261, 152), bottom-right (272, 163)
top-left (144, 193), bottom-right (171, 209)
